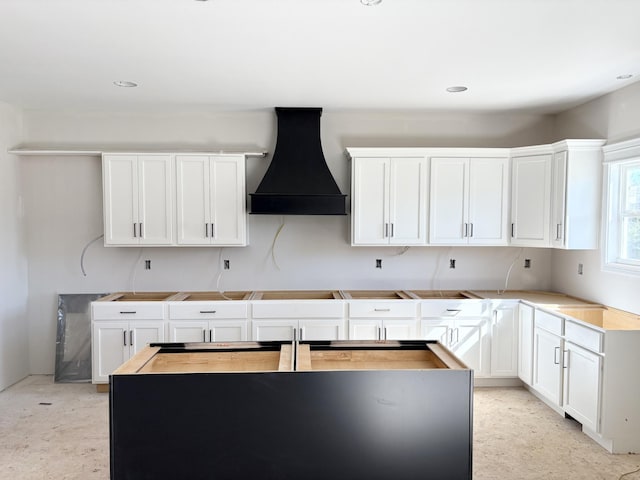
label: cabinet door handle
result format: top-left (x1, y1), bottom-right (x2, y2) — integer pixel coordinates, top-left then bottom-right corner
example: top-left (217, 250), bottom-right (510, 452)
top-left (139, 223), bottom-right (143, 238)
top-left (129, 330), bottom-right (133, 347)
top-left (554, 346), bottom-right (560, 365)
top-left (449, 328), bottom-right (454, 345)
top-left (211, 223), bottom-right (215, 239)
top-left (511, 223), bottom-right (515, 237)
top-left (205, 223), bottom-right (209, 238)
top-left (455, 327), bottom-right (459, 343)
top-left (123, 331), bottom-right (127, 347)
top-left (463, 223), bottom-right (468, 237)
top-left (209, 329), bottom-right (213, 342)
top-left (563, 350), bottom-right (569, 369)
top-left (384, 223), bottom-right (389, 238)
top-left (383, 327), bottom-right (388, 340)
top-left (133, 223), bottom-right (137, 238)
top-left (119, 311), bottom-right (136, 314)
top-left (390, 223), bottom-right (394, 237)
top-left (199, 310), bottom-right (216, 314)
top-left (202, 329), bottom-right (206, 342)
top-left (469, 223), bottom-right (473, 238)
top-left (299, 327), bottom-right (304, 341)
top-left (293, 327), bottom-right (297, 342)
top-left (556, 223), bottom-right (562, 240)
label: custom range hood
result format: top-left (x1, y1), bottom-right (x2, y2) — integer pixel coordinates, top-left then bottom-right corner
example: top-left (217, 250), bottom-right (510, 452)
top-left (250, 107), bottom-right (346, 215)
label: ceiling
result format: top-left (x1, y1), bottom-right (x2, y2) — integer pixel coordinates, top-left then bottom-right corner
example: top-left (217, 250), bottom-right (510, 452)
top-left (0, 0), bottom-right (639, 114)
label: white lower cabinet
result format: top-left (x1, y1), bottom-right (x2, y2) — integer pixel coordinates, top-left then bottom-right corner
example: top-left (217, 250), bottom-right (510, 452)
top-left (169, 320), bottom-right (248, 343)
top-left (253, 319), bottom-right (345, 341)
top-left (562, 341), bottom-right (601, 432)
top-left (92, 320), bottom-right (165, 383)
top-left (532, 325), bottom-right (564, 407)
top-left (421, 317), bottom-right (490, 377)
top-left (348, 318), bottom-right (418, 340)
top-left (490, 302), bottom-right (519, 377)
top-left (517, 303), bottom-right (534, 385)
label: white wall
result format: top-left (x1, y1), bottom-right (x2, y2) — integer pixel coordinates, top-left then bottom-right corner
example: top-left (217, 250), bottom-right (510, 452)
top-left (20, 109), bottom-right (556, 374)
top-left (0, 102), bottom-right (29, 390)
top-left (552, 81), bottom-right (640, 314)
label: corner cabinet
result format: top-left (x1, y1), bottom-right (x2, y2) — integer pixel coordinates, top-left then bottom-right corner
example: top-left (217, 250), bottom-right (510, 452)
top-left (102, 154), bottom-right (174, 246)
top-left (176, 154), bottom-right (247, 246)
top-left (429, 155), bottom-right (509, 245)
top-left (347, 149), bottom-right (427, 246)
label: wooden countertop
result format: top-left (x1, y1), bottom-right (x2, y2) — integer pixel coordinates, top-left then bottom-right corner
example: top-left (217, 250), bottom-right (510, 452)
top-left (468, 290), bottom-right (601, 308)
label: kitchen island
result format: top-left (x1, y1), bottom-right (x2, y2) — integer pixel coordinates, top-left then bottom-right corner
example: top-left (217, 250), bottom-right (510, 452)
top-left (109, 340), bottom-right (473, 480)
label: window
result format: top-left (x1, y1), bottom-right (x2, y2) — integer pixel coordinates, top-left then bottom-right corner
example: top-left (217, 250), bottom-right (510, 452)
top-left (604, 150), bottom-right (640, 274)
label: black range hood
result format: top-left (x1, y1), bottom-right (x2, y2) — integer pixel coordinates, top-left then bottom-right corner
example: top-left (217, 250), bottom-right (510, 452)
top-left (250, 107), bottom-right (346, 215)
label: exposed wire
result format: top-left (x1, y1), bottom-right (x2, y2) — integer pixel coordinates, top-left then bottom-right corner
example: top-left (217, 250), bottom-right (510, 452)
top-left (618, 466), bottom-right (640, 480)
top-left (215, 248), bottom-right (232, 300)
top-left (270, 216), bottom-right (285, 270)
top-left (497, 248), bottom-right (524, 295)
top-left (79, 234), bottom-right (104, 276)
top-left (129, 248), bottom-right (144, 295)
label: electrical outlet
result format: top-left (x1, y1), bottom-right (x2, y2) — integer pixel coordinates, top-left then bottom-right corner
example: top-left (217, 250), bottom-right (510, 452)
top-left (224, 260), bottom-right (230, 270)
top-left (578, 263), bottom-right (583, 275)
top-left (524, 259), bottom-right (531, 269)
top-left (449, 259), bottom-right (456, 269)
top-left (144, 260), bottom-right (151, 270)
top-left (376, 259), bottom-right (382, 269)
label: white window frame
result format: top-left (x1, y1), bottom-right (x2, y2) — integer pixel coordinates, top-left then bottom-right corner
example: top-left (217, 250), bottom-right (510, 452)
top-left (602, 138), bottom-right (640, 276)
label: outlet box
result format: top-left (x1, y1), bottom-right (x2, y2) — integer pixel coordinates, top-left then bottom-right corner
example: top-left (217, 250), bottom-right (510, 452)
top-left (224, 260), bottom-right (230, 270)
top-left (524, 259), bottom-right (531, 269)
top-left (449, 259), bottom-right (456, 269)
top-left (578, 263), bottom-right (583, 275)
top-left (376, 259), bottom-right (382, 269)
top-left (145, 260), bottom-right (151, 270)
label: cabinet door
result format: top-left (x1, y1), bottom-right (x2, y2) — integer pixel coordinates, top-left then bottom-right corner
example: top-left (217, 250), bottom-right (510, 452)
top-left (299, 319), bottom-right (344, 341)
top-left (103, 155), bottom-right (138, 245)
top-left (348, 319), bottom-right (383, 340)
top-left (168, 320), bottom-right (209, 342)
top-left (137, 155), bottom-right (174, 245)
top-left (176, 155), bottom-right (211, 245)
top-left (210, 156), bottom-right (246, 246)
top-left (130, 321), bottom-right (165, 354)
top-left (383, 319), bottom-right (418, 340)
top-left (490, 304), bottom-right (518, 377)
top-left (563, 342), bottom-right (601, 432)
top-left (92, 321), bottom-right (129, 383)
top-left (450, 318), bottom-right (489, 377)
top-left (420, 320), bottom-right (450, 343)
top-left (518, 304), bottom-right (534, 385)
top-left (511, 154), bottom-right (551, 247)
top-left (252, 320), bottom-right (297, 341)
top-left (468, 158), bottom-right (509, 245)
top-left (210, 320), bottom-right (248, 342)
top-left (429, 158), bottom-right (467, 244)
top-left (352, 158), bottom-right (389, 245)
top-left (550, 151), bottom-right (567, 248)
top-left (532, 327), bottom-right (563, 406)
top-left (389, 158), bottom-right (427, 245)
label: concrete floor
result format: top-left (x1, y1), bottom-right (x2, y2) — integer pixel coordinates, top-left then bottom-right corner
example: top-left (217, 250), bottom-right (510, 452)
top-left (0, 376), bottom-right (639, 479)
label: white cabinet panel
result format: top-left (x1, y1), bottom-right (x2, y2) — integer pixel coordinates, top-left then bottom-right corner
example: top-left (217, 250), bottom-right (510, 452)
top-left (103, 154), bottom-right (173, 246)
top-left (429, 158), bottom-right (467, 244)
top-left (518, 303), bottom-right (534, 385)
top-left (468, 158), bottom-right (509, 245)
top-left (510, 154), bottom-right (551, 247)
top-left (533, 326), bottom-right (563, 406)
top-left (563, 342), bottom-right (601, 432)
top-left (352, 158), bottom-right (388, 245)
top-left (349, 319), bottom-right (417, 341)
top-left (490, 303), bottom-right (519, 377)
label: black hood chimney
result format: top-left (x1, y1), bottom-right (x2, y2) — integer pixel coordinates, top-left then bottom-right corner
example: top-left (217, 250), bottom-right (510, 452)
top-left (250, 107), bottom-right (346, 215)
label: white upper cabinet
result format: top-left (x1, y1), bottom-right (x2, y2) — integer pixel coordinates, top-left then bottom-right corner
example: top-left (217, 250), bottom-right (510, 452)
top-left (430, 157), bottom-right (509, 245)
top-left (550, 140), bottom-right (605, 249)
top-left (103, 154), bottom-right (174, 246)
top-left (510, 150), bottom-right (552, 247)
top-left (176, 154), bottom-right (246, 246)
top-left (350, 154), bottom-right (427, 246)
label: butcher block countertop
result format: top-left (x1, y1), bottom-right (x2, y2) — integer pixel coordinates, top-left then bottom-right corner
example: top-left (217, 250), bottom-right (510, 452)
top-left (467, 290), bottom-right (602, 308)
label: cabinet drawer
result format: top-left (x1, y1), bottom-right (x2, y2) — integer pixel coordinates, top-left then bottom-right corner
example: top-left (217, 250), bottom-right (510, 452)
top-left (565, 320), bottom-right (603, 353)
top-left (534, 309), bottom-right (563, 336)
top-left (348, 301), bottom-right (417, 318)
top-left (252, 301), bottom-right (345, 319)
top-left (420, 300), bottom-right (487, 318)
top-left (92, 302), bottom-right (165, 320)
top-left (169, 302), bottom-right (248, 319)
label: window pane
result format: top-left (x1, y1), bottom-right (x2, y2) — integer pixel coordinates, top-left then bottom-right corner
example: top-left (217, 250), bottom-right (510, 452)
top-left (621, 216), bottom-right (640, 261)
top-left (623, 165), bottom-right (640, 212)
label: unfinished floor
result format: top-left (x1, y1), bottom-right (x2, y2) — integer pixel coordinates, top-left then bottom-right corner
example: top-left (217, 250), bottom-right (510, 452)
top-left (0, 376), bottom-right (639, 480)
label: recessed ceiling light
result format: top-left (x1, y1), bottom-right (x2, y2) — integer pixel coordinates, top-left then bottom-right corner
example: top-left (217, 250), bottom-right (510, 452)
top-left (361, 0), bottom-right (382, 5)
top-left (113, 80), bottom-right (138, 88)
top-left (616, 74), bottom-right (633, 80)
top-left (446, 86), bottom-right (468, 93)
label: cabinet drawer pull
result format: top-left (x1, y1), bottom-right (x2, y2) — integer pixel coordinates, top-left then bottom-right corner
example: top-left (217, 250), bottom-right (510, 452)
top-left (119, 311), bottom-right (136, 314)
top-left (374, 308), bottom-right (391, 312)
top-left (199, 310), bottom-right (217, 314)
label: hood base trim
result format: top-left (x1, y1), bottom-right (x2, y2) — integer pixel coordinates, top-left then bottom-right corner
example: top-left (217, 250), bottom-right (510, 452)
top-left (250, 193), bottom-right (346, 215)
